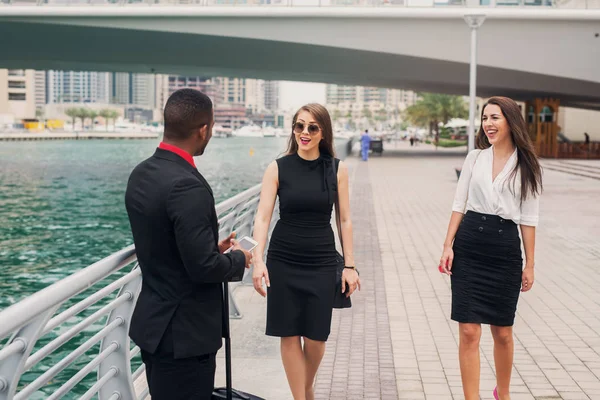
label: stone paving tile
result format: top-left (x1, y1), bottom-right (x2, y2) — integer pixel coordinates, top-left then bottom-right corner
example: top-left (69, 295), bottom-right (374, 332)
top-left (369, 142), bottom-right (600, 400)
top-left (315, 159), bottom-right (399, 400)
top-left (136, 142), bottom-right (600, 399)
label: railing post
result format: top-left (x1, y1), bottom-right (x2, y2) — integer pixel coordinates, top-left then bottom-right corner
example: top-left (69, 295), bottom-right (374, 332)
top-left (0, 309), bottom-right (57, 400)
top-left (97, 268), bottom-right (142, 400)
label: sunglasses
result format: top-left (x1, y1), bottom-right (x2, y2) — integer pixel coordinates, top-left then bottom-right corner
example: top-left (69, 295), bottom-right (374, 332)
top-left (293, 122), bottom-right (321, 135)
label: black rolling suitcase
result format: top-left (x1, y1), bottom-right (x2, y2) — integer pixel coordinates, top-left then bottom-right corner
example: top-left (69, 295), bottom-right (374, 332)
top-left (212, 282), bottom-right (266, 400)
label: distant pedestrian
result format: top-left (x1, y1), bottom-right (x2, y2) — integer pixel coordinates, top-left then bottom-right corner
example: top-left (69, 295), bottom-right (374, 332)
top-left (584, 132), bottom-right (590, 145)
top-left (360, 129), bottom-right (371, 161)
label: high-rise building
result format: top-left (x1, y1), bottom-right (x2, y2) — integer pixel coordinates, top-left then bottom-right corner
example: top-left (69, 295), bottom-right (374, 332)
top-left (34, 71), bottom-right (46, 109)
top-left (263, 81), bottom-right (279, 112)
top-left (363, 87), bottom-right (387, 104)
top-left (155, 74), bottom-right (169, 110)
top-left (326, 85), bottom-right (360, 104)
top-left (326, 84), bottom-right (417, 109)
top-left (46, 71), bottom-right (109, 104)
top-left (0, 69), bottom-right (36, 119)
top-left (245, 79), bottom-right (265, 114)
top-left (108, 72), bottom-right (155, 108)
top-left (155, 75), bottom-right (280, 128)
top-left (110, 72), bottom-right (130, 105)
top-left (220, 77), bottom-right (246, 104)
top-left (131, 74), bottom-right (155, 108)
top-left (166, 76), bottom-right (222, 104)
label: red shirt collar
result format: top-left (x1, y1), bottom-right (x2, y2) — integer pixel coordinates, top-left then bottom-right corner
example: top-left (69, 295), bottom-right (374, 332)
top-left (158, 142), bottom-right (196, 168)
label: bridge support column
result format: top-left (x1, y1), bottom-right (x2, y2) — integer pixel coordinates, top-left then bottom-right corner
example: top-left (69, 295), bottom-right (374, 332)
top-left (464, 14), bottom-right (486, 152)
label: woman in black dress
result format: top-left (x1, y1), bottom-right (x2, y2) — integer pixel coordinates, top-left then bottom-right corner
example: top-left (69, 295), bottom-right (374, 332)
top-left (252, 103), bottom-right (360, 400)
top-left (439, 97), bottom-right (543, 400)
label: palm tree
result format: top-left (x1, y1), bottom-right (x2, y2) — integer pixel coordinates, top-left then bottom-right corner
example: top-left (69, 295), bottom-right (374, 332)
top-left (77, 108), bottom-right (90, 130)
top-left (403, 93), bottom-right (468, 147)
top-left (99, 109), bottom-right (112, 131)
top-left (65, 108), bottom-right (79, 129)
top-left (35, 108), bottom-right (45, 122)
top-left (88, 110), bottom-right (99, 131)
top-left (403, 102), bottom-right (432, 131)
top-left (109, 110), bottom-right (120, 131)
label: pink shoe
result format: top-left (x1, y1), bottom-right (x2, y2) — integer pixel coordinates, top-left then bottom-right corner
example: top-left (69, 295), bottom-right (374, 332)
top-left (493, 387), bottom-right (499, 400)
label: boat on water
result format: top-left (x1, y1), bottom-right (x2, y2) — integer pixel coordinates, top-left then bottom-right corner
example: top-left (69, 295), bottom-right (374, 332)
top-left (233, 125), bottom-right (264, 138)
top-left (262, 127), bottom-right (284, 138)
top-left (213, 125), bottom-right (233, 138)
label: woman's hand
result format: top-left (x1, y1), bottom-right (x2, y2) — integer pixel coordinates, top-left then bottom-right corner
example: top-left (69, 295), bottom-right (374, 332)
top-left (521, 265), bottom-right (534, 292)
top-left (439, 245), bottom-right (454, 275)
top-left (342, 268), bottom-right (361, 297)
top-left (252, 260), bottom-right (270, 297)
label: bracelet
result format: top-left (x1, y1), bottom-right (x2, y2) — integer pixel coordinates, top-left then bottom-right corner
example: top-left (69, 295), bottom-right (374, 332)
top-left (344, 266), bottom-right (360, 276)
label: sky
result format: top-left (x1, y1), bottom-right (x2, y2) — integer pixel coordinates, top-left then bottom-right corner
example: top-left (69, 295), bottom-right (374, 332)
top-left (279, 81), bottom-right (326, 112)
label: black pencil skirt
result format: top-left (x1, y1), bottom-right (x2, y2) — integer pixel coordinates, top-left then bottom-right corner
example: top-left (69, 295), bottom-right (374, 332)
top-left (451, 211), bottom-right (523, 327)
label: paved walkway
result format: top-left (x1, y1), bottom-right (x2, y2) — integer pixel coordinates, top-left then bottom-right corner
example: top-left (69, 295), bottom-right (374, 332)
top-left (369, 142), bottom-right (600, 400)
top-left (137, 141), bottom-right (600, 399)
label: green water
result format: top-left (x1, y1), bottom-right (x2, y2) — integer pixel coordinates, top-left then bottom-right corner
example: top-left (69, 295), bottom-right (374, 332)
top-left (0, 137), bottom-right (290, 398)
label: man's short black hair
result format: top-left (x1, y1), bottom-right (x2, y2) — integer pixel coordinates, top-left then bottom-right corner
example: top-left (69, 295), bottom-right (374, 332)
top-left (164, 89), bottom-right (213, 140)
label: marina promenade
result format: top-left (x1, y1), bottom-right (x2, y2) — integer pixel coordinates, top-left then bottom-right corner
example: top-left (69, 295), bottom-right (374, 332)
top-left (136, 142), bottom-right (600, 400)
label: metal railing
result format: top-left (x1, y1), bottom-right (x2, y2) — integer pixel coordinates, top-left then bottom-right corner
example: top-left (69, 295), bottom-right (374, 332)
top-left (0, 183), bottom-right (277, 400)
top-left (0, 137), bottom-right (353, 400)
top-left (1, 0), bottom-right (599, 8)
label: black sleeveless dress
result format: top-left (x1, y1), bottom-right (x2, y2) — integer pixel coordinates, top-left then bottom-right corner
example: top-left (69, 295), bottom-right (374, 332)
top-left (266, 152), bottom-right (340, 342)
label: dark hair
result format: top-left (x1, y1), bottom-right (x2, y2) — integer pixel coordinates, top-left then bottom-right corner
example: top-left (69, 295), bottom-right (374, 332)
top-left (286, 103), bottom-right (335, 157)
top-left (164, 88), bottom-right (213, 140)
top-left (476, 96), bottom-right (543, 202)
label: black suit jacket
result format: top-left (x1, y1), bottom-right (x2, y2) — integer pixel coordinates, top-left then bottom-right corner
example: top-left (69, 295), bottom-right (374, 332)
top-left (125, 148), bottom-right (246, 359)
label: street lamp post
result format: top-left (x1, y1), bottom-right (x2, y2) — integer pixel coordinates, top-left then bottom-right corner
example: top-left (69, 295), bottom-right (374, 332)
top-left (464, 14), bottom-right (485, 152)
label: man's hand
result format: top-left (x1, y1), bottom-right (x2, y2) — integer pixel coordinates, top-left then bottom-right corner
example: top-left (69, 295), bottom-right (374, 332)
top-left (218, 232), bottom-right (236, 254)
top-left (232, 240), bottom-right (253, 269)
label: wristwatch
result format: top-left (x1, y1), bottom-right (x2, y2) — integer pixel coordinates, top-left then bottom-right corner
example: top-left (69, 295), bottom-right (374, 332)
top-left (344, 265), bottom-right (360, 276)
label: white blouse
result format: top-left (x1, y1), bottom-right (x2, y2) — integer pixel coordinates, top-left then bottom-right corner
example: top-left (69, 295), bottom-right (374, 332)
top-left (452, 146), bottom-right (540, 227)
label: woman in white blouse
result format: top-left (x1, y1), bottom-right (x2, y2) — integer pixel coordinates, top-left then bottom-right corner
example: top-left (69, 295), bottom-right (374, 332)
top-left (439, 97), bottom-right (542, 400)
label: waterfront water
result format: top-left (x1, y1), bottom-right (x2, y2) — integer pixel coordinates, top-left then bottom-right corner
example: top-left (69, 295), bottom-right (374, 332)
top-left (0, 137), bottom-right (290, 311)
top-left (0, 137), bottom-right (292, 397)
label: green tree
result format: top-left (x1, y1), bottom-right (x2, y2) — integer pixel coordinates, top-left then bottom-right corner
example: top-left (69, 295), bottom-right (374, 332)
top-left (375, 107), bottom-right (387, 122)
top-left (362, 107), bottom-right (372, 119)
top-left (109, 110), bottom-right (120, 131)
top-left (77, 108), bottom-right (90, 129)
top-left (403, 93), bottom-right (468, 148)
top-left (88, 110), bottom-right (99, 130)
top-left (332, 109), bottom-right (342, 122)
top-left (403, 102), bottom-right (431, 130)
top-left (99, 109), bottom-right (112, 131)
top-left (35, 108), bottom-right (45, 121)
top-left (65, 108), bottom-right (79, 128)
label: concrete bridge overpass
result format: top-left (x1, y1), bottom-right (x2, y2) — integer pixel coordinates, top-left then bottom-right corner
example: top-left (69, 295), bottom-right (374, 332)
top-left (1, 3), bottom-right (600, 109)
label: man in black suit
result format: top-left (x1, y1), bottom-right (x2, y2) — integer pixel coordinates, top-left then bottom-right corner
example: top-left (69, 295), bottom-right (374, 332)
top-left (125, 89), bottom-right (252, 400)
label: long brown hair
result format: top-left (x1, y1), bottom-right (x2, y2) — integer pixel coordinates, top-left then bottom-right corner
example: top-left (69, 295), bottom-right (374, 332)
top-left (476, 96), bottom-right (542, 202)
top-left (286, 103), bottom-right (336, 157)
